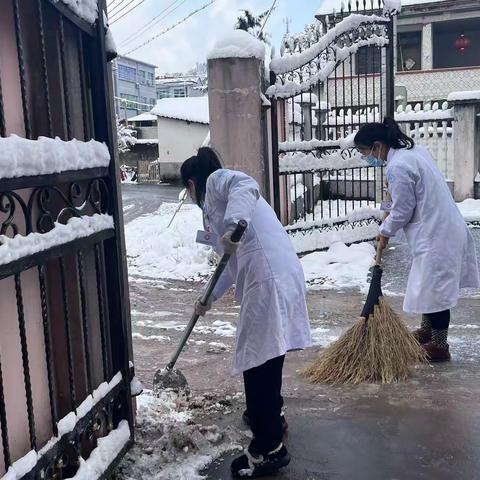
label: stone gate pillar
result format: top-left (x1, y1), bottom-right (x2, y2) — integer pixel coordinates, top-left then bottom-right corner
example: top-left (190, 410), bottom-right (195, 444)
top-left (207, 31), bottom-right (267, 195)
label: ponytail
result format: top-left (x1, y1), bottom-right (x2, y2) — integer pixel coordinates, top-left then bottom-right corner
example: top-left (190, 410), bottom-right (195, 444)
top-left (354, 116), bottom-right (414, 150)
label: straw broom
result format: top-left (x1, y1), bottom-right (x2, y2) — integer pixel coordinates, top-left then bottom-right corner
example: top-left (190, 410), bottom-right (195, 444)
top-left (303, 245), bottom-right (426, 384)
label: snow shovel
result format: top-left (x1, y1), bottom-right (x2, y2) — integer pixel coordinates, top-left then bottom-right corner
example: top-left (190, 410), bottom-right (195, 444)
top-left (153, 220), bottom-right (248, 394)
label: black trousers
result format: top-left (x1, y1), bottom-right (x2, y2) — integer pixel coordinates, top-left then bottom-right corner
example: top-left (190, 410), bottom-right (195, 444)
top-left (424, 309), bottom-right (451, 330)
top-left (243, 355), bottom-right (285, 455)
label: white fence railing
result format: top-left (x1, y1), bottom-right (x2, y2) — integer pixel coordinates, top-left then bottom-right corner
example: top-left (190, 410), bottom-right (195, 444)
top-left (395, 102), bottom-right (454, 181)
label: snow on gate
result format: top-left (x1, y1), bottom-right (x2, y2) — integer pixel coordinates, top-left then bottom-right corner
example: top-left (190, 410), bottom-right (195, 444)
top-left (267, 2), bottom-right (399, 254)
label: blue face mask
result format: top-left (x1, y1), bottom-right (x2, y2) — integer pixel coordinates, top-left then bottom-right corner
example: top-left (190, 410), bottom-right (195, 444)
top-left (362, 146), bottom-right (384, 167)
top-left (365, 155), bottom-right (384, 167)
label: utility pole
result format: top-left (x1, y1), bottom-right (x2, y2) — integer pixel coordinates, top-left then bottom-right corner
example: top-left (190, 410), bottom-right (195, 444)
top-left (284, 16), bottom-right (291, 35)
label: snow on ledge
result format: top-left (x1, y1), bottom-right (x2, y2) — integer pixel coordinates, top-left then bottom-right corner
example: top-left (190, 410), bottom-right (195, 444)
top-left (0, 214), bottom-right (114, 267)
top-left (3, 372), bottom-right (124, 480)
top-left (70, 421), bottom-right (130, 479)
top-left (447, 90), bottom-right (480, 103)
top-left (54, 0), bottom-right (98, 25)
top-left (0, 135), bottom-right (110, 180)
top-left (207, 29), bottom-right (265, 61)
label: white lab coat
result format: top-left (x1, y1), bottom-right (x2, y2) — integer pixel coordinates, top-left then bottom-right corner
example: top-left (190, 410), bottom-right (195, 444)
top-left (202, 169), bottom-right (312, 374)
top-left (379, 147), bottom-right (479, 314)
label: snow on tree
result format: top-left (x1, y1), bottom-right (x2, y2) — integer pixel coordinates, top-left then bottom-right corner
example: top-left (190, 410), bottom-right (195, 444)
top-left (117, 118), bottom-right (137, 153)
top-left (235, 9), bottom-right (273, 44)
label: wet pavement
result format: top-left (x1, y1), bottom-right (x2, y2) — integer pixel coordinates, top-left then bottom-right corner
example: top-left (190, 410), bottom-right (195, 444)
top-left (122, 184), bottom-right (480, 480)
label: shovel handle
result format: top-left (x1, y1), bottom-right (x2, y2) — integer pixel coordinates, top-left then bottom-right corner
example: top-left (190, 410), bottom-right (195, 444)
top-left (376, 242), bottom-right (384, 265)
top-left (165, 220), bottom-right (248, 371)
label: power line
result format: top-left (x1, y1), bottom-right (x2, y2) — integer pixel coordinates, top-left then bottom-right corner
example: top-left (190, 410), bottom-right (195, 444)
top-left (123, 0), bottom-right (216, 56)
top-left (111, 0), bottom-right (146, 24)
top-left (258, 0), bottom-right (278, 37)
top-left (118, 0), bottom-right (186, 48)
top-left (109, 0), bottom-right (131, 16)
top-left (107, 0), bottom-right (122, 9)
top-left (110, 0), bottom-right (138, 20)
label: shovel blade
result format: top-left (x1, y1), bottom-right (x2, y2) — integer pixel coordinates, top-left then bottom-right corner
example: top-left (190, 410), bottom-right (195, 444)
top-left (153, 367), bottom-right (190, 396)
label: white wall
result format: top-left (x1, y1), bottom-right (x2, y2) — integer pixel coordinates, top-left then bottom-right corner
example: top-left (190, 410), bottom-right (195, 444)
top-left (156, 118), bottom-right (209, 179)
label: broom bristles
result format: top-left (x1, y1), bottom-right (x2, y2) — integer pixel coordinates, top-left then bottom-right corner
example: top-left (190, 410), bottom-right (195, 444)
top-left (303, 297), bottom-right (427, 385)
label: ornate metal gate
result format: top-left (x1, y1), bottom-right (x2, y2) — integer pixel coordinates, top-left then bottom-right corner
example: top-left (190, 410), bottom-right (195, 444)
top-left (268, 0), bottom-right (398, 254)
top-left (0, 0), bottom-right (133, 478)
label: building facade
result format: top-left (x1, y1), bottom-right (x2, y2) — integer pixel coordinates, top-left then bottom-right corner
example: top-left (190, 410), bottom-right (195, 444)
top-left (396, 0), bottom-right (480, 104)
top-left (156, 75), bottom-right (207, 100)
top-left (113, 55), bottom-right (157, 120)
top-left (314, 0), bottom-right (480, 107)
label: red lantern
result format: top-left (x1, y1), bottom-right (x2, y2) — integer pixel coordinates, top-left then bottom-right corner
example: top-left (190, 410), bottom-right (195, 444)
top-left (455, 34), bottom-right (471, 55)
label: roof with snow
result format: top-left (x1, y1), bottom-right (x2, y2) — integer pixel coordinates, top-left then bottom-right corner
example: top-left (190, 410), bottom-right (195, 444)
top-left (316, 0), bottom-right (448, 16)
top-left (127, 112), bottom-right (157, 122)
top-left (150, 97), bottom-right (209, 125)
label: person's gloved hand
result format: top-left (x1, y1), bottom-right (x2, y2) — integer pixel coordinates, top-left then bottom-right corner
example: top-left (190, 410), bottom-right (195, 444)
top-left (221, 229), bottom-right (240, 255)
top-left (194, 299), bottom-right (211, 317)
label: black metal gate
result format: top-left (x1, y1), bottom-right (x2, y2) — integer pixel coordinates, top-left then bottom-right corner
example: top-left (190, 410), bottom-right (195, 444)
top-left (268, 1), bottom-right (397, 254)
top-left (0, 0), bottom-right (133, 478)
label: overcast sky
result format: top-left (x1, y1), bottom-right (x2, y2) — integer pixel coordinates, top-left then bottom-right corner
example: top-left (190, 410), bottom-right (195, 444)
top-left (109, 0), bottom-right (327, 73)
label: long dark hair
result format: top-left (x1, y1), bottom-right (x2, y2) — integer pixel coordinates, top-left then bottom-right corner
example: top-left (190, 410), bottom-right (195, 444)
top-left (355, 117), bottom-right (414, 150)
top-left (180, 147), bottom-right (223, 207)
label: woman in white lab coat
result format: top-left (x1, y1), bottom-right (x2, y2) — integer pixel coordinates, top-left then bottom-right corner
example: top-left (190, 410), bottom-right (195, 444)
top-left (180, 147), bottom-right (311, 478)
top-left (355, 118), bottom-right (479, 362)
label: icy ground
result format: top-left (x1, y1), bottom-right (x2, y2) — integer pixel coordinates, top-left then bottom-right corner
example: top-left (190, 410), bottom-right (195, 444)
top-left (119, 184), bottom-right (480, 479)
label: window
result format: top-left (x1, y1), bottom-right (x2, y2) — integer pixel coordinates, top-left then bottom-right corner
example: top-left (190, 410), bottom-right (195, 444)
top-left (120, 93), bottom-right (139, 109)
top-left (173, 87), bottom-right (186, 98)
top-left (138, 69), bottom-right (147, 85)
top-left (157, 89), bottom-right (169, 99)
top-left (355, 46), bottom-right (381, 75)
top-left (433, 18), bottom-right (480, 69)
top-left (118, 64), bottom-right (137, 82)
top-left (397, 31), bottom-right (422, 72)
top-left (149, 98), bottom-right (156, 106)
top-left (147, 72), bottom-right (155, 86)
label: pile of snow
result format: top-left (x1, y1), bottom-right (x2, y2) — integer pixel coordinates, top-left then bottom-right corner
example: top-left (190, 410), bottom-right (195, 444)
top-left (0, 135), bottom-right (110, 180)
top-left (447, 90), bottom-right (480, 103)
top-left (117, 391), bottom-right (243, 480)
top-left (457, 199), bottom-right (480, 222)
top-left (0, 214), bottom-right (114, 266)
top-left (125, 203), bottom-right (213, 281)
top-left (56, 0), bottom-right (98, 24)
top-left (208, 29), bottom-right (265, 61)
top-left (301, 242), bottom-right (376, 291)
top-left (151, 97), bottom-right (209, 125)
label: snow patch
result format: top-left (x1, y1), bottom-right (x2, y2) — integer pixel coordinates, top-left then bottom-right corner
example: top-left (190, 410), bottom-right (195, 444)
top-left (208, 29), bottom-right (265, 61)
top-left (0, 135), bottom-right (110, 180)
top-left (125, 202), bottom-right (212, 281)
top-left (301, 242), bottom-right (376, 291)
top-left (280, 150), bottom-right (367, 172)
top-left (0, 214), bottom-right (113, 266)
top-left (457, 199), bottom-right (480, 222)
